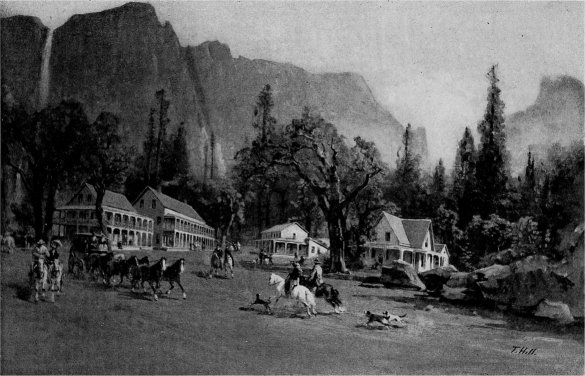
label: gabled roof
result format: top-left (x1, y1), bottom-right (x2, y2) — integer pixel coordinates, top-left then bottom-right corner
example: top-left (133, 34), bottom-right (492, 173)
top-left (382, 212), bottom-right (409, 244)
top-left (378, 212), bottom-right (432, 249)
top-left (262, 222), bottom-right (308, 234)
top-left (86, 184), bottom-right (137, 213)
top-left (402, 219), bottom-right (432, 248)
top-left (138, 187), bottom-right (205, 223)
top-left (62, 183), bottom-right (136, 213)
top-left (434, 243), bottom-right (449, 256)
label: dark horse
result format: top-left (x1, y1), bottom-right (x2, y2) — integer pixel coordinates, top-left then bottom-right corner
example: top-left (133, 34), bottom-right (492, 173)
top-left (163, 258), bottom-right (187, 300)
top-left (300, 276), bottom-right (344, 313)
top-left (132, 257), bottom-right (167, 301)
top-left (112, 256), bottom-right (141, 285)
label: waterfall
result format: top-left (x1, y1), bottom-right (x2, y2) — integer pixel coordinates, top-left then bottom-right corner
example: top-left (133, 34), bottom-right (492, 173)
top-left (38, 28), bottom-right (53, 109)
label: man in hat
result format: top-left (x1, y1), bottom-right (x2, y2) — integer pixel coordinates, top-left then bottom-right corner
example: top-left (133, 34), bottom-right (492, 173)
top-left (47, 240), bottom-right (61, 265)
top-left (285, 261), bottom-right (303, 295)
top-left (308, 258), bottom-right (323, 291)
top-left (32, 239), bottom-right (49, 262)
top-left (31, 239), bottom-right (49, 273)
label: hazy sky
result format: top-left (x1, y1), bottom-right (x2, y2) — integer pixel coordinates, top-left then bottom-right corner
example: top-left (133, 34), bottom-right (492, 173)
top-left (2, 1), bottom-right (583, 167)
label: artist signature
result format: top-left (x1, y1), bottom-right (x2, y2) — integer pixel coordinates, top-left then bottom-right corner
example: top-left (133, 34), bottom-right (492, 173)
top-left (511, 346), bottom-right (537, 355)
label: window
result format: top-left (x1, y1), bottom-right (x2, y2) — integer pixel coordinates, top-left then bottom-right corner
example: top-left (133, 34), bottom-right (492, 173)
top-left (385, 232), bottom-right (391, 242)
top-left (156, 235), bottom-right (160, 244)
top-left (157, 216), bottom-right (162, 225)
top-left (140, 199), bottom-right (144, 209)
top-left (292, 233), bottom-right (296, 239)
top-left (311, 246), bottom-right (315, 254)
top-left (86, 194), bottom-right (92, 203)
top-left (77, 195), bottom-right (83, 204)
top-left (425, 239), bottom-right (428, 247)
top-left (151, 200), bottom-right (156, 209)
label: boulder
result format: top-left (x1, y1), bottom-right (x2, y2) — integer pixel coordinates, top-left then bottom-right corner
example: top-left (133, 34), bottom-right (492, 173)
top-left (440, 286), bottom-right (476, 303)
top-left (534, 300), bottom-right (574, 324)
top-left (475, 249), bottom-right (583, 317)
top-left (419, 265), bottom-right (458, 291)
top-left (380, 260), bottom-right (426, 291)
top-left (445, 272), bottom-right (470, 288)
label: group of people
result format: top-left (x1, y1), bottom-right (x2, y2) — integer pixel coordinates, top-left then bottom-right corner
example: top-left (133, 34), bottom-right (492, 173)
top-left (257, 249), bottom-right (274, 265)
top-left (284, 258), bottom-right (323, 295)
top-left (212, 243), bottom-right (235, 267)
top-left (30, 239), bottom-right (62, 272)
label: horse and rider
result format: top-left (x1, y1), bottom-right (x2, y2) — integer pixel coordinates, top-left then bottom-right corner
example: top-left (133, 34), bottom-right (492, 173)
top-left (209, 242), bottom-right (235, 278)
top-left (285, 258), bottom-right (322, 296)
top-left (30, 239), bottom-right (63, 302)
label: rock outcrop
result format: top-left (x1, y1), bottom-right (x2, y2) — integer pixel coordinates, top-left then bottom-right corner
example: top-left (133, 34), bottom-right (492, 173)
top-left (48, 2), bottom-right (209, 175)
top-left (1, 15), bottom-right (48, 111)
top-left (2, 2), bottom-right (428, 177)
top-left (380, 260), bottom-right (426, 290)
top-left (506, 76), bottom-right (584, 174)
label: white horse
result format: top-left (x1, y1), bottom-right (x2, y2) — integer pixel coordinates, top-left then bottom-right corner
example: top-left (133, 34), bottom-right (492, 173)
top-left (29, 259), bottom-right (48, 303)
top-left (268, 273), bottom-right (317, 317)
top-left (47, 259), bottom-right (64, 302)
top-left (224, 254), bottom-right (234, 279)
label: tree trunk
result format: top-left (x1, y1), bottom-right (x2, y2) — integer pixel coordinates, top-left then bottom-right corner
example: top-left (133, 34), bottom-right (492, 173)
top-left (327, 215), bottom-right (348, 273)
top-left (32, 191), bottom-right (44, 240)
top-left (94, 184), bottom-right (112, 252)
top-left (43, 181), bottom-right (58, 241)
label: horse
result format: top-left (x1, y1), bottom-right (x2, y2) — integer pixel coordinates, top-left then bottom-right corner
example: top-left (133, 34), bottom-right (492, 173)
top-left (209, 251), bottom-right (223, 278)
top-left (132, 257), bottom-right (167, 301)
top-left (268, 273), bottom-right (317, 317)
top-left (300, 276), bottom-right (344, 313)
top-left (68, 251), bottom-right (86, 279)
top-left (111, 255), bottom-right (140, 285)
top-left (88, 252), bottom-right (115, 285)
top-left (29, 258), bottom-right (48, 303)
top-left (162, 258), bottom-right (187, 299)
top-left (47, 259), bottom-right (64, 302)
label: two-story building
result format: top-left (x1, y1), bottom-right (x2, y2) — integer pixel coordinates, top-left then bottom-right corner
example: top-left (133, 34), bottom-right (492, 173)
top-left (364, 212), bottom-right (449, 272)
top-left (52, 183), bottom-right (154, 248)
top-left (255, 222), bottom-right (329, 259)
top-left (133, 187), bottom-right (216, 251)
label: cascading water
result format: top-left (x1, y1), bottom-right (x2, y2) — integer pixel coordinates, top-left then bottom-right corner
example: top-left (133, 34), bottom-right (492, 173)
top-left (38, 28), bottom-right (53, 109)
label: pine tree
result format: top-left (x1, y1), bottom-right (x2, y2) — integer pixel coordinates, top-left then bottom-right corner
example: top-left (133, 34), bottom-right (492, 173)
top-left (520, 150), bottom-right (538, 216)
top-left (430, 158), bottom-right (446, 212)
top-left (475, 65), bottom-right (510, 217)
top-left (153, 89), bottom-right (170, 188)
top-left (391, 123), bottom-right (423, 217)
top-left (144, 108), bottom-right (156, 185)
top-left (253, 84), bottom-right (276, 143)
top-left (451, 127), bottom-right (477, 227)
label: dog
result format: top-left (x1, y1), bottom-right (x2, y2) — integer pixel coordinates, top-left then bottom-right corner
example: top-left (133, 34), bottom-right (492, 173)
top-left (364, 310), bottom-right (407, 328)
top-left (250, 293), bottom-right (272, 314)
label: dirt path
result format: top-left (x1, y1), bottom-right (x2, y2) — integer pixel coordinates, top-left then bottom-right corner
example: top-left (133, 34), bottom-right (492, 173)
top-left (1, 250), bottom-right (582, 374)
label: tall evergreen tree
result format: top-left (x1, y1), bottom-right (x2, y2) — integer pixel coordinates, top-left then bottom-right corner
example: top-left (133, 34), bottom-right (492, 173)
top-left (519, 150), bottom-right (538, 217)
top-left (451, 127), bottom-right (477, 227)
top-left (475, 65), bottom-right (510, 217)
top-left (253, 84), bottom-right (277, 144)
top-left (430, 158), bottom-right (446, 212)
top-left (144, 108), bottom-right (156, 186)
top-left (153, 89), bottom-right (170, 187)
top-left (390, 123), bottom-right (423, 217)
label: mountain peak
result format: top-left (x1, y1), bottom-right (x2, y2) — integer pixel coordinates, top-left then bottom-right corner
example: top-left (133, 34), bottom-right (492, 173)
top-left (66, 2), bottom-right (159, 27)
top-left (197, 41), bottom-right (232, 61)
top-left (536, 75), bottom-right (584, 106)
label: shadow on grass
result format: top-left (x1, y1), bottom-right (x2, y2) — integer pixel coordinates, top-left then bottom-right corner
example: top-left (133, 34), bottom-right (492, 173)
top-left (239, 306), bottom-right (273, 315)
top-left (117, 290), bottom-right (153, 301)
top-left (7, 281), bottom-right (32, 301)
top-left (359, 283), bottom-right (383, 289)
